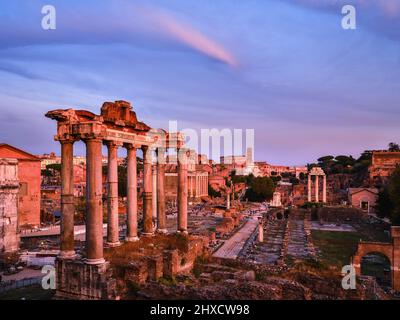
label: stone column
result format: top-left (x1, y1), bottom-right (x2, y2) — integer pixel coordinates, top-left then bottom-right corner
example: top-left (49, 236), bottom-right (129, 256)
top-left (85, 138), bottom-right (105, 265)
top-left (315, 175), bottom-right (319, 203)
top-left (227, 192), bottom-right (231, 210)
top-left (126, 144), bottom-right (139, 242)
top-left (258, 220), bottom-right (264, 243)
top-left (59, 140), bottom-right (76, 259)
top-left (307, 174), bottom-right (311, 202)
top-left (142, 146), bottom-right (153, 236)
top-left (189, 176), bottom-right (193, 198)
top-left (106, 141), bottom-right (120, 247)
top-left (177, 148), bottom-right (188, 234)
top-left (322, 175), bottom-right (327, 203)
top-left (157, 148), bottom-right (167, 233)
top-left (195, 175), bottom-right (199, 198)
top-left (152, 163), bottom-right (157, 224)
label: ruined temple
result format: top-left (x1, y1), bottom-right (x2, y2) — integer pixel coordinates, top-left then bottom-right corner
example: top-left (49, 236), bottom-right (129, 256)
top-left (46, 100), bottom-right (191, 299)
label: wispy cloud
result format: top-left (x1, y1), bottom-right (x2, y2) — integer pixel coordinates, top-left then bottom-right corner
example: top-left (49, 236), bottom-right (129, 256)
top-left (135, 4), bottom-right (237, 67)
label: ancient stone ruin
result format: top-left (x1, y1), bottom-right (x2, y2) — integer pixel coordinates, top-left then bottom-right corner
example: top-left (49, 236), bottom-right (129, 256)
top-left (46, 100), bottom-right (192, 299)
top-left (0, 159), bottom-right (20, 255)
top-left (353, 226), bottom-right (400, 292)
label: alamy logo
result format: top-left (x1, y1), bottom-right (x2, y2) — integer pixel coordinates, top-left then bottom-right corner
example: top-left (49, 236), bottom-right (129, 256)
top-left (41, 5), bottom-right (56, 30)
top-left (341, 264), bottom-right (356, 290)
top-left (341, 5), bottom-right (357, 30)
top-left (41, 265), bottom-right (56, 290)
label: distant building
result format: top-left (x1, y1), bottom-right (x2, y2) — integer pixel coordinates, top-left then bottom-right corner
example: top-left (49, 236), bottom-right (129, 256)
top-left (348, 188), bottom-right (378, 214)
top-left (220, 155), bottom-right (247, 166)
top-left (39, 152), bottom-right (60, 169)
top-left (0, 144), bottom-right (41, 227)
top-left (369, 151), bottom-right (400, 180)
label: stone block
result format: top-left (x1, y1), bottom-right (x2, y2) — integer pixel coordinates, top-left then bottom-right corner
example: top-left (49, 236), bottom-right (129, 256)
top-left (55, 258), bottom-right (118, 300)
top-left (125, 261), bottom-right (148, 285)
top-left (163, 249), bottom-right (179, 278)
top-left (147, 255), bottom-right (163, 281)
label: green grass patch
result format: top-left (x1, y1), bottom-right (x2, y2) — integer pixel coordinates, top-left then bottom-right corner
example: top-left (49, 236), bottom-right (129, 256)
top-left (312, 230), bottom-right (360, 267)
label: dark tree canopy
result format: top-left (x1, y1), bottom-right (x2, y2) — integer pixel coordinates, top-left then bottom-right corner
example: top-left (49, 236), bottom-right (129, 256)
top-left (245, 176), bottom-right (275, 202)
top-left (318, 155), bottom-right (334, 163)
top-left (388, 142), bottom-right (400, 152)
top-left (377, 166), bottom-right (400, 226)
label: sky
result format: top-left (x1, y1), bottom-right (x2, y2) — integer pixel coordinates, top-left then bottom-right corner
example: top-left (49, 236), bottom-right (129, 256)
top-left (0, 0), bottom-right (399, 165)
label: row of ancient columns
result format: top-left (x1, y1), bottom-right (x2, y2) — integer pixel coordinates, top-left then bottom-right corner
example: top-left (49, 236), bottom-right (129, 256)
top-left (307, 174), bottom-right (327, 203)
top-left (59, 139), bottom-right (188, 265)
top-left (196, 175), bottom-right (208, 197)
top-left (187, 174), bottom-right (208, 198)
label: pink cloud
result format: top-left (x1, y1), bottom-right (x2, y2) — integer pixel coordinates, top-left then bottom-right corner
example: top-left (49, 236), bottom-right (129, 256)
top-left (136, 5), bottom-right (237, 67)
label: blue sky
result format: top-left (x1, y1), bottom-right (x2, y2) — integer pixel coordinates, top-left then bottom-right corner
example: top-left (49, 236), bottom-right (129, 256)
top-left (0, 0), bottom-right (399, 165)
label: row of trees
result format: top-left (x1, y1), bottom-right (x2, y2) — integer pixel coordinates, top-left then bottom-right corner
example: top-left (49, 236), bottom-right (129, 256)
top-left (312, 143), bottom-right (400, 177)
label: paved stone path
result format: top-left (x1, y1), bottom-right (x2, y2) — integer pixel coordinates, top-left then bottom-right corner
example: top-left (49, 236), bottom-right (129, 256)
top-left (287, 220), bottom-right (309, 258)
top-left (213, 218), bottom-right (259, 259)
top-left (260, 220), bottom-right (287, 264)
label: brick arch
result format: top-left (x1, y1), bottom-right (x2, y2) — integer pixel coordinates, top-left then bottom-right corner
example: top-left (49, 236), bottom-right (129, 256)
top-left (352, 227), bottom-right (400, 292)
top-left (353, 242), bottom-right (393, 270)
top-left (353, 242), bottom-right (395, 290)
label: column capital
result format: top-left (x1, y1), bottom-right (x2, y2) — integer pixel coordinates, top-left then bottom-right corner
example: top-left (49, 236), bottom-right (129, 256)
top-left (142, 145), bottom-right (153, 164)
top-left (104, 140), bottom-right (123, 148)
top-left (82, 136), bottom-right (103, 144)
top-left (59, 137), bottom-right (78, 145)
top-left (125, 143), bottom-right (140, 150)
top-left (141, 145), bottom-right (149, 152)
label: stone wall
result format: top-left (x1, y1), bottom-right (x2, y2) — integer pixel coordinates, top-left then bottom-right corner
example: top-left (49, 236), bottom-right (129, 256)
top-left (55, 259), bottom-right (118, 300)
top-left (18, 160), bottom-right (41, 227)
top-left (317, 206), bottom-right (364, 223)
top-left (122, 236), bottom-right (208, 287)
top-left (0, 159), bottom-right (20, 254)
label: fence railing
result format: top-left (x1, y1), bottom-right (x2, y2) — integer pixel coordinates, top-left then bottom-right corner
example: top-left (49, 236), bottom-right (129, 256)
top-left (0, 276), bottom-right (43, 295)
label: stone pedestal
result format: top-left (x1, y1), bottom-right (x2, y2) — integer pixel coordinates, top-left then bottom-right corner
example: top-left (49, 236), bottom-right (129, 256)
top-left (55, 258), bottom-right (118, 300)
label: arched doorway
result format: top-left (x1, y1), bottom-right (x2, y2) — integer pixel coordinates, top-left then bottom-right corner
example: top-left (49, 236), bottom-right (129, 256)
top-left (276, 212), bottom-right (283, 220)
top-left (360, 252), bottom-right (392, 288)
